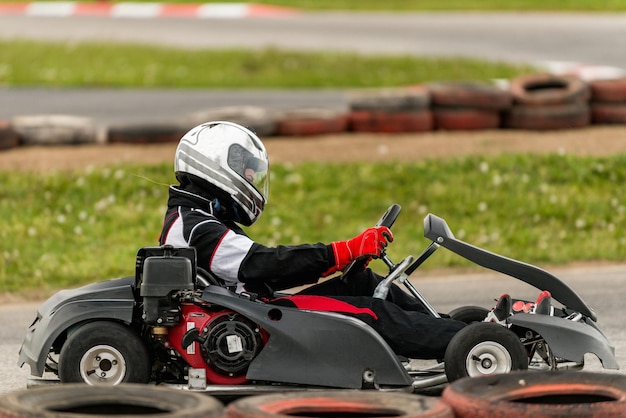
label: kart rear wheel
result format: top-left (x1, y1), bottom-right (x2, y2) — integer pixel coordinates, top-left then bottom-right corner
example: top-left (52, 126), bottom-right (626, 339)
top-left (448, 305), bottom-right (489, 324)
top-left (58, 321), bottom-right (151, 385)
top-left (444, 322), bottom-right (527, 383)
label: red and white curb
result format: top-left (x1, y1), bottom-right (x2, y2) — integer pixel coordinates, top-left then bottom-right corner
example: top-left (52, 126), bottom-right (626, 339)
top-left (0, 2), bottom-right (299, 18)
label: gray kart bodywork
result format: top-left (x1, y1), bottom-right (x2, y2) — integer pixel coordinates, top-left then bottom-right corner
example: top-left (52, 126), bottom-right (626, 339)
top-left (199, 286), bottom-right (412, 388)
top-left (18, 276), bottom-right (412, 389)
top-left (423, 213), bottom-right (618, 369)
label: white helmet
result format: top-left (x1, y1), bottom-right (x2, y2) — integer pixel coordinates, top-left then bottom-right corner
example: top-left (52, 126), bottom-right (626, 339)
top-left (175, 121), bottom-right (269, 226)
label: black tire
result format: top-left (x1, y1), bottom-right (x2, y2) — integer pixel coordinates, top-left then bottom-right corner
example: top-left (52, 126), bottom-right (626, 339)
top-left (442, 371), bottom-right (626, 418)
top-left (58, 321), bottom-right (151, 385)
top-left (11, 115), bottom-right (102, 146)
top-left (509, 73), bottom-right (589, 105)
top-left (184, 105), bottom-right (278, 137)
top-left (347, 86), bottom-right (431, 111)
top-left (0, 384), bottom-right (224, 418)
top-left (225, 390), bottom-right (454, 418)
top-left (432, 108), bottom-right (501, 131)
top-left (0, 120), bottom-right (18, 150)
top-left (448, 306), bottom-right (490, 324)
top-left (589, 77), bottom-right (626, 103)
top-left (428, 82), bottom-right (512, 110)
top-left (275, 109), bottom-right (348, 136)
top-left (444, 322), bottom-right (527, 383)
top-left (348, 110), bottom-right (434, 133)
top-left (503, 103), bottom-right (590, 130)
top-left (591, 103), bottom-right (626, 124)
top-left (108, 123), bottom-right (188, 143)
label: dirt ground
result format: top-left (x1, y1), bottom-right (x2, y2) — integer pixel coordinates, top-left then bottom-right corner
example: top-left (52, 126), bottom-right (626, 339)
top-left (2, 126), bottom-right (626, 171)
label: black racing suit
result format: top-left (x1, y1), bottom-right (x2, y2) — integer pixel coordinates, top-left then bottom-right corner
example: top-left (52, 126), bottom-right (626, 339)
top-left (159, 185), bottom-right (465, 359)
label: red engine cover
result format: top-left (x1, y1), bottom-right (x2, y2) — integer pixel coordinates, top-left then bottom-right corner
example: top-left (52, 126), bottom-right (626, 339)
top-left (166, 303), bottom-right (266, 385)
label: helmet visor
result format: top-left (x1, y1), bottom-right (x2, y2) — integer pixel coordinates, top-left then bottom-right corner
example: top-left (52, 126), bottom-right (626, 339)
top-left (227, 144), bottom-right (269, 202)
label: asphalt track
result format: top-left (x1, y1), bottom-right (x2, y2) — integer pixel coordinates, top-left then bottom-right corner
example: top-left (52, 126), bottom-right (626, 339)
top-left (1, 12), bottom-right (626, 67)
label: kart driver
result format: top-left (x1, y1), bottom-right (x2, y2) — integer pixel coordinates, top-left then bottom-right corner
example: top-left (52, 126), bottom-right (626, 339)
top-left (159, 121), bottom-right (466, 360)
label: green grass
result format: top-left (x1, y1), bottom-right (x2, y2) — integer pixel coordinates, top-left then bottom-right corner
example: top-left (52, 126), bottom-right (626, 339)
top-left (0, 40), bottom-right (534, 88)
top-left (3, 154), bottom-right (626, 298)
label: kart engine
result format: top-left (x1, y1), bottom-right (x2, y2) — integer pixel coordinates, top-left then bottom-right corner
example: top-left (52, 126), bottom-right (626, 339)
top-left (138, 249), bottom-right (266, 384)
top-left (166, 304), bottom-right (266, 384)
top-left (139, 247), bottom-right (195, 326)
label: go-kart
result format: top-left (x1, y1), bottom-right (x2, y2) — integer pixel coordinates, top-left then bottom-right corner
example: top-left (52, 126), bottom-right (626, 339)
top-left (17, 204), bottom-right (618, 397)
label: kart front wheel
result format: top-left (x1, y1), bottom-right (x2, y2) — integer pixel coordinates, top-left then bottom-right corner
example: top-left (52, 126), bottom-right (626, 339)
top-left (444, 322), bottom-right (527, 383)
top-left (58, 321), bottom-right (151, 385)
top-left (448, 305), bottom-right (489, 324)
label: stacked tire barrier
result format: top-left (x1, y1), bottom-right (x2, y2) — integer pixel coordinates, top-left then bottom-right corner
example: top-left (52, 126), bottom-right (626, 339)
top-left (0, 119), bottom-right (18, 150)
top-left (503, 73), bottom-right (591, 130)
top-left (184, 105), bottom-right (278, 137)
top-left (1, 371), bottom-right (625, 417)
top-left (346, 86), bottom-right (433, 133)
top-left (0, 384), bottom-right (225, 417)
top-left (275, 108), bottom-right (349, 136)
top-left (589, 78), bottom-right (626, 124)
top-left (224, 390), bottom-right (455, 418)
top-left (0, 386), bottom-right (454, 418)
top-left (429, 82), bottom-right (512, 131)
top-left (10, 115), bottom-right (106, 147)
top-left (3, 73), bottom-right (626, 151)
top-left (442, 371), bottom-right (626, 418)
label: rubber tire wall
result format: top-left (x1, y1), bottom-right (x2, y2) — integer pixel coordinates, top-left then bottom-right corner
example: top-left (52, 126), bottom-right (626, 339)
top-left (442, 370), bottom-right (626, 418)
top-left (503, 103), bottom-right (590, 130)
top-left (588, 78), bottom-right (626, 125)
top-left (276, 115), bottom-right (348, 136)
top-left (591, 103), bottom-right (626, 124)
top-left (428, 82), bottom-right (512, 110)
top-left (0, 384), bottom-right (224, 418)
top-left (510, 73), bottom-right (589, 106)
top-left (0, 120), bottom-right (18, 150)
top-left (432, 108), bottom-right (501, 130)
top-left (108, 123), bottom-right (189, 143)
top-left (349, 110), bottom-right (433, 133)
top-left (589, 78), bottom-right (626, 103)
top-left (225, 390), bottom-right (454, 418)
top-left (347, 86), bottom-right (431, 111)
top-left (427, 82), bottom-right (510, 131)
top-left (11, 115), bottom-right (103, 146)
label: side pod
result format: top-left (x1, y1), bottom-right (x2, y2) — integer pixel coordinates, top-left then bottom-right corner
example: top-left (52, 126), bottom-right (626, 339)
top-left (510, 313), bottom-right (618, 369)
top-left (199, 286), bottom-right (413, 389)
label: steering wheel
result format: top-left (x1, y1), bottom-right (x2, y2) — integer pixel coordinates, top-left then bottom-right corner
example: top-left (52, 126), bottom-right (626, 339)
top-left (340, 204), bottom-right (401, 279)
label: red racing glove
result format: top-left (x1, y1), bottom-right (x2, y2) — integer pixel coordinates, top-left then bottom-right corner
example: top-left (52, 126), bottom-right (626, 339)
top-left (322, 226), bottom-right (393, 277)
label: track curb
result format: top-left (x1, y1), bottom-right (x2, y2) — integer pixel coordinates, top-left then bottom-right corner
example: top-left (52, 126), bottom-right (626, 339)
top-left (0, 2), bottom-right (299, 18)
